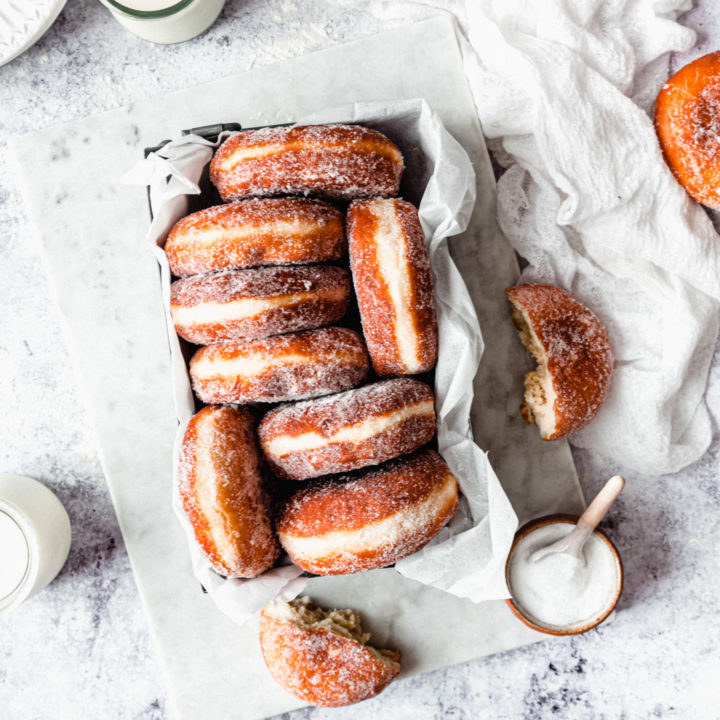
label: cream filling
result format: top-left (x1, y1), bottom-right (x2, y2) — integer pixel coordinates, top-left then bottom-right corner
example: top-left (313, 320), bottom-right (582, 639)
top-left (371, 201), bottom-right (422, 372)
top-left (171, 287), bottom-right (344, 327)
top-left (179, 219), bottom-right (321, 248)
top-left (194, 415), bottom-right (238, 565)
top-left (263, 398), bottom-right (435, 457)
top-left (279, 472), bottom-right (456, 559)
top-left (217, 140), bottom-right (403, 172)
top-left (510, 304), bottom-right (558, 438)
top-left (191, 352), bottom-right (312, 380)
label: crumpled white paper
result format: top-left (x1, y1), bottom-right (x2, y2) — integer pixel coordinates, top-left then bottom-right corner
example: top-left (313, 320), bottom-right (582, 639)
top-left (124, 98), bottom-right (518, 625)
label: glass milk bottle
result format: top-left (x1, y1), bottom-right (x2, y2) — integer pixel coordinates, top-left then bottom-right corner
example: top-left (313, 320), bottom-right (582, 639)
top-left (0, 475), bottom-right (71, 614)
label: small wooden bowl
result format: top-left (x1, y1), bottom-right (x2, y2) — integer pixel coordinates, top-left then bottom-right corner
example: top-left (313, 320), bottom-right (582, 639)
top-left (505, 513), bottom-right (623, 636)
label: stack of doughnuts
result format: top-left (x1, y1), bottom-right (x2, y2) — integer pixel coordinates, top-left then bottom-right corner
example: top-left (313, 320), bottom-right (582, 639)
top-left (166, 122), bottom-right (459, 706)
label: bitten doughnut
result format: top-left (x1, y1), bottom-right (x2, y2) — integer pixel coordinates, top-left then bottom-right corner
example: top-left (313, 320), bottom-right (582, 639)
top-left (277, 450), bottom-right (458, 575)
top-left (189, 327), bottom-right (369, 404)
top-left (348, 198), bottom-right (438, 376)
top-left (177, 405), bottom-right (279, 578)
top-left (164, 198), bottom-right (345, 277)
top-left (505, 284), bottom-right (613, 441)
top-left (258, 378), bottom-right (435, 480)
top-left (655, 51), bottom-right (720, 208)
top-left (209, 124), bottom-right (404, 201)
top-left (170, 265), bottom-right (350, 345)
top-left (259, 597), bottom-right (401, 707)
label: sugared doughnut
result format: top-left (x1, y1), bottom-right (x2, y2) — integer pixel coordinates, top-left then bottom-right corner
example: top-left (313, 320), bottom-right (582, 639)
top-left (655, 51), bottom-right (720, 208)
top-left (209, 124), bottom-right (404, 201)
top-left (177, 405), bottom-right (279, 578)
top-left (505, 284), bottom-right (613, 441)
top-left (189, 327), bottom-right (369, 404)
top-left (164, 198), bottom-right (345, 277)
top-left (259, 597), bottom-right (401, 707)
top-left (348, 198), bottom-right (438, 376)
top-left (258, 378), bottom-right (435, 480)
top-left (277, 450), bottom-right (458, 575)
top-left (170, 265), bottom-right (350, 345)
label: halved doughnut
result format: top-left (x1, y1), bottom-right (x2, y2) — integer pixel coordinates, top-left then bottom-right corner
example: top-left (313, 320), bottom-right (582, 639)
top-left (505, 283), bottom-right (613, 441)
top-left (259, 597), bottom-right (401, 707)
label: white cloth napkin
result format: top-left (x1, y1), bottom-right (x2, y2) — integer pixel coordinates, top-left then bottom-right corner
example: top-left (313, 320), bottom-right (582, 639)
top-left (351, 0), bottom-right (720, 475)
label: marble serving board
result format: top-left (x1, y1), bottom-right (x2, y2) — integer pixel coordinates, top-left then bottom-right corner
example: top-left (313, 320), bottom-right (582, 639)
top-left (10, 16), bottom-right (585, 720)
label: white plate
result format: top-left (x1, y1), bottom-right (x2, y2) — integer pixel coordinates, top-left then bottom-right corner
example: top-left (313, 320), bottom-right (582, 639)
top-left (0, 0), bottom-right (67, 67)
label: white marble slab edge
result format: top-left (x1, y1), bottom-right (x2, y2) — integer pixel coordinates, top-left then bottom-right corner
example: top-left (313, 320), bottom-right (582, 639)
top-left (9, 16), bottom-right (586, 720)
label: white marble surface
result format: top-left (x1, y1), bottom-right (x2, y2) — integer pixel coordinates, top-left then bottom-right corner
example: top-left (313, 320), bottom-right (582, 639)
top-left (0, 1), bottom-right (718, 719)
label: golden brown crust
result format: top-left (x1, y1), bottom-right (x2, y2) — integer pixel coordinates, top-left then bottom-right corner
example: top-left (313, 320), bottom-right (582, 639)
top-left (348, 198), bottom-right (438, 376)
top-left (209, 124), bottom-right (404, 201)
top-left (505, 283), bottom-right (613, 441)
top-left (170, 265), bottom-right (350, 344)
top-left (177, 405), bottom-right (280, 578)
top-left (276, 450), bottom-right (459, 575)
top-left (164, 198), bottom-right (345, 277)
top-left (258, 378), bottom-right (435, 480)
top-left (189, 327), bottom-right (370, 404)
top-left (655, 51), bottom-right (720, 208)
top-left (259, 601), bottom-right (401, 707)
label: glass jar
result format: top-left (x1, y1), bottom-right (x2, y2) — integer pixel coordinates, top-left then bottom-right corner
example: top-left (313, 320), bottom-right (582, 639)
top-left (99, 0), bottom-right (226, 44)
top-left (0, 475), bottom-right (71, 615)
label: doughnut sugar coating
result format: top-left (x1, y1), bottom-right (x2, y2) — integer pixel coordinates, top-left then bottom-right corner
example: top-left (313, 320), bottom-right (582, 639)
top-left (505, 283), bottom-right (613, 441)
top-left (258, 378), bottom-right (436, 480)
top-left (164, 198), bottom-right (345, 277)
top-left (277, 449), bottom-right (459, 575)
top-left (655, 51), bottom-right (720, 208)
top-left (177, 405), bottom-right (280, 578)
top-left (259, 597), bottom-right (401, 707)
top-left (209, 124), bottom-right (404, 201)
top-left (170, 265), bottom-right (350, 345)
top-left (189, 327), bottom-right (370, 404)
top-left (348, 198), bottom-right (438, 376)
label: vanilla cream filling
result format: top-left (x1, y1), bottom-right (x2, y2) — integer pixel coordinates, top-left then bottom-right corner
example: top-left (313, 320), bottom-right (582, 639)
top-left (263, 398), bottom-right (435, 457)
top-left (371, 201), bottom-right (422, 371)
top-left (218, 140), bottom-right (403, 172)
top-left (181, 219), bottom-right (321, 247)
top-left (279, 473), bottom-right (456, 559)
top-left (194, 415), bottom-right (238, 564)
top-left (192, 352), bottom-right (312, 379)
top-left (511, 304), bottom-right (558, 438)
top-left (171, 287), bottom-right (344, 327)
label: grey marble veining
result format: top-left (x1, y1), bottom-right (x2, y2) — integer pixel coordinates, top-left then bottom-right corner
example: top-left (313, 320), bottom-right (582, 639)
top-left (0, 1), bottom-right (718, 719)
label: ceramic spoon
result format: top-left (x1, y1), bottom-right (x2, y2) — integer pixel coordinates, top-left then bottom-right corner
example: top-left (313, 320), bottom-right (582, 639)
top-left (530, 475), bottom-right (626, 565)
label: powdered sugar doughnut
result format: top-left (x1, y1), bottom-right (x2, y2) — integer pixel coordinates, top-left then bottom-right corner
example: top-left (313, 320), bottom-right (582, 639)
top-left (506, 284), bottom-right (613, 441)
top-left (277, 450), bottom-right (458, 575)
top-left (258, 378), bottom-right (435, 480)
top-left (259, 597), bottom-right (401, 707)
top-left (177, 405), bottom-right (280, 578)
top-left (165, 198), bottom-right (345, 277)
top-left (189, 327), bottom-right (370, 404)
top-left (170, 265), bottom-right (350, 344)
top-left (210, 125), bottom-right (404, 201)
top-left (348, 198), bottom-right (438, 376)
top-left (655, 51), bottom-right (720, 208)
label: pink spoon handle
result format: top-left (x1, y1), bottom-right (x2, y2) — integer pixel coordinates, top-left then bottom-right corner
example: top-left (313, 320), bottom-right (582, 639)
top-left (580, 475), bottom-right (625, 531)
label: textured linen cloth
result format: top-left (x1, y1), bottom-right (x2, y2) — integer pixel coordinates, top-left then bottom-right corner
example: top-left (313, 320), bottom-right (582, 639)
top-left (352, 0), bottom-right (720, 474)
